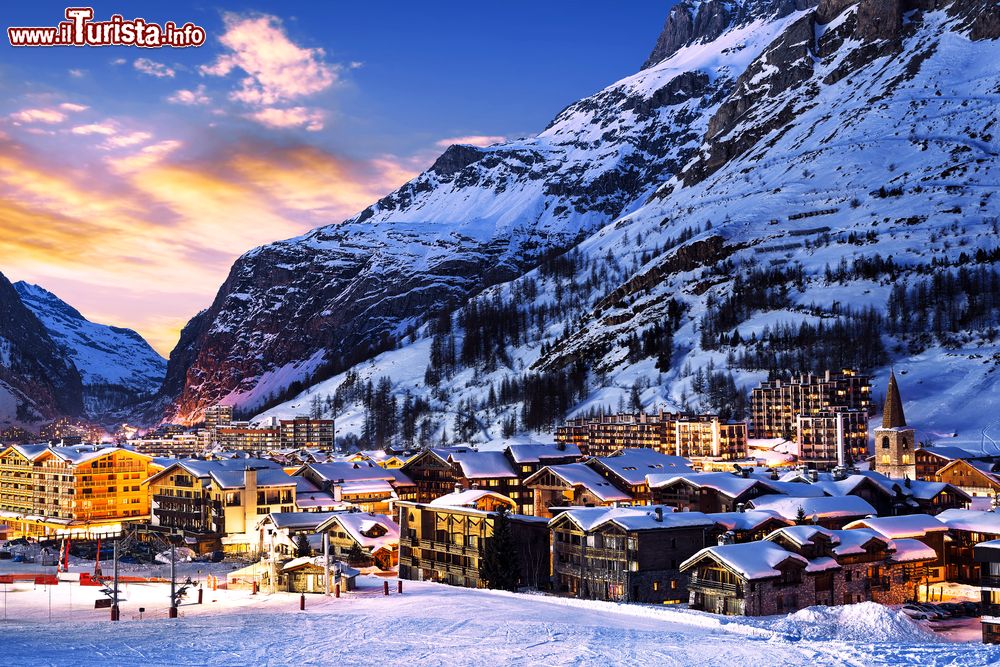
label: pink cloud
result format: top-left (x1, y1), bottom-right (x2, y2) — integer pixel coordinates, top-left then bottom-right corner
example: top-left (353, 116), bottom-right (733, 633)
top-left (10, 108), bottom-right (67, 124)
top-left (168, 84), bottom-right (211, 106)
top-left (71, 123), bottom-right (116, 136)
top-left (200, 13), bottom-right (338, 107)
top-left (435, 135), bottom-right (506, 148)
top-left (134, 58), bottom-right (176, 78)
top-left (247, 106), bottom-right (325, 132)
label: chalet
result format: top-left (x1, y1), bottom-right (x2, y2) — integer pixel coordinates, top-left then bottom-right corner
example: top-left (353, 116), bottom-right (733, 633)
top-left (844, 514), bottom-right (950, 582)
top-left (974, 539), bottom-right (1000, 644)
top-left (276, 557), bottom-right (358, 594)
top-left (914, 445), bottom-right (990, 482)
top-left (937, 509), bottom-right (1000, 583)
top-left (936, 459), bottom-right (1000, 500)
top-left (682, 525), bottom-right (935, 615)
top-left (586, 449), bottom-right (693, 501)
top-left (397, 490), bottom-right (549, 589)
top-left (646, 472), bottom-right (778, 513)
top-left (523, 463), bottom-right (632, 518)
top-left (256, 511), bottom-right (342, 558)
top-left (549, 505), bottom-right (714, 603)
top-left (317, 511), bottom-right (400, 568)
top-left (747, 495), bottom-right (877, 529)
top-left (770, 469), bottom-right (968, 515)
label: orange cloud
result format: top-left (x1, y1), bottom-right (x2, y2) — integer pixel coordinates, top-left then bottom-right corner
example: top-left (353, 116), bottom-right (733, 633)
top-left (0, 133), bottom-right (419, 355)
top-left (247, 106), bottom-right (325, 131)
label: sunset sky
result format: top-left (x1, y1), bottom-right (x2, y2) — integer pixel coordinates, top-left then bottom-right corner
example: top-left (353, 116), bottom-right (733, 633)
top-left (0, 2), bottom-right (666, 356)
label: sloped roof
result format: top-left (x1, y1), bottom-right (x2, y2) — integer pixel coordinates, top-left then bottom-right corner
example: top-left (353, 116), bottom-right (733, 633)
top-left (591, 448), bottom-right (693, 485)
top-left (318, 512), bottom-right (400, 550)
top-left (882, 370), bottom-right (906, 428)
top-left (304, 461), bottom-right (408, 484)
top-left (767, 525), bottom-right (838, 548)
top-left (889, 538), bottom-right (938, 563)
top-left (844, 514), bottom-right (947, 539)
top-left (427, 489), bottom-right (514, 509)
top-left (506, 443), bottom-right (581, 463)
top-left (551, 505), bottom-right (710, 532)
top-left (646, 472), bottom-right (774, 498)
top-left (526, 463), bottom-right (631, 502)
top-left (936, 509), bottom-right (1000, 535)
top-left (684, 541), bottom-right (808, 580)
top-left (707, 510), bottom-right (792, 531)
top-left (749, 495), bottom-right (876, 521)
top-left (449, 451), bottom-right (517, 479)
top-left (260, 511), bottom-right (342, 531)
top-left (210, 467), bottom-right (297, 489)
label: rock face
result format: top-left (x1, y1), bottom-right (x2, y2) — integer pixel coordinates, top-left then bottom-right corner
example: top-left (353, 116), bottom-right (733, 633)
top-left (158, 0), bottom-right (813, 424)
top-left (14, 282), bottom-right (166, 418)
top-left (0, 273), bottom-right (83, 425)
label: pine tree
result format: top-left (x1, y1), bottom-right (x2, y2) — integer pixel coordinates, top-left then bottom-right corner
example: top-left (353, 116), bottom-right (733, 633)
top-left (795, 506), bottom-right (807, 525)
top-left (479, 507), bottom-right (520, 592)
top-left (295, 533), bottom-right (312, 557)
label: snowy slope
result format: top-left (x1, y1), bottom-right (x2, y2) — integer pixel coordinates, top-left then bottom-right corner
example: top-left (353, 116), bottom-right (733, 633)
top-left (158, 0), bottom-right (813, 424)
top-left (14, 282), bottom-right (166, 418)
top-left (256, 0), bottom-right (1000, 452)
top-left (1, 571), bottom-right (996, 666)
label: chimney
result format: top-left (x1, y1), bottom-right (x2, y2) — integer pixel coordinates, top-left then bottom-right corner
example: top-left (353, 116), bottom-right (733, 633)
top-left (808, 469), bottom-right (819, 483)
top-left (717, 530), bottom-right (734, 546)
top-left (770, 469), bottom-right (779, 481)
top-left (654, 507), bottom-right (663, 522)
top-left (453, 482), bottom-right (462, 494)
top-left (736, 503), bottom-right (745, 513)
top-left (244, 466), bottom-right (258, 530)
top-left (333, 484), bottom-right (343, 503)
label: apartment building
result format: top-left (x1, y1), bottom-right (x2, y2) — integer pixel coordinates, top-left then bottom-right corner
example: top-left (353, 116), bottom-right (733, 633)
top-left (555, 412), bottom-right (747, 460)
top-left (795, 409), bottom-right (869, 469)
top-left (749, 369), bottom-right (871, 440)
top-left (397, 490), bottom-right (549, 589)
top-left (0, 444), bottom-right (152, 538)
top-left (280, 417), bottom-right (335, 449)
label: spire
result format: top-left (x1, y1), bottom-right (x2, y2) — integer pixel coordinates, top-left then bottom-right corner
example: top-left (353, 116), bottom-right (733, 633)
top-left (882, 370), bottom-right (906, 428)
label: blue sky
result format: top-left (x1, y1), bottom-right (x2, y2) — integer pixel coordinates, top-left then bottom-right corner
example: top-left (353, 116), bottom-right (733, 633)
top-left (0, 2), bottom-right (670, 353)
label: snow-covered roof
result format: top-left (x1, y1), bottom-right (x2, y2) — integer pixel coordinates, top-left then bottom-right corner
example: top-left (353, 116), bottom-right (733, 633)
top-left (828, 528), bottom-right (889, 557)
top-left (428, 489), bottom-right (515, 509)
top-left (749, 495), bottom-right (876, 521)
top-left (210, 467), bottom-right (297, 489)
top-left (526, 463), bottom-right (632, 502)
top-left (303, 461), bottom-right (412, 484)
top-left (747, 478), bottom-right (827, 497)
top-left (646, 472), bottom-right (774, 498)
top-left (706, 510), bottom-right (792, 531)
top-left (449, 451), bottom-right (517, 479)
top-left (685, 541), bottom-right (808, 580)
top-left (590, 449), bottom-right (693, 485)
top-left (505, 443), bottom-right (581, 463)
top-left (844, 514), bottom-right (948, 539)
top-left (318, 512), bottom-right (400, 550)
top-left (917, 446), bottom-right (982, 461)
top-left (767, 525), bottom-right (838, 548)
top-left (337, 479), bottom-right (396, 495)
top-left (936, 509), bottom-right (1000, 535)
top-left (260, 511), bottom-right (341, 531)
top-left (889, 538), bottom-right (938, 563)
top-left (551, 505), bottom-right (711, 532)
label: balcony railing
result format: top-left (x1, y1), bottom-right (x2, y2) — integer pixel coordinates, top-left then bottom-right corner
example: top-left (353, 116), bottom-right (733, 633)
top-left (688, 576), bottom-right (743, 595)
top-left (981, 574), bottom-right (1000, 589)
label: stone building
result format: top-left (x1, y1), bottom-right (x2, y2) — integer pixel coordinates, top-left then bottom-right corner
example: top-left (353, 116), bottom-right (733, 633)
top-left (872, 371), bottom-right (917, 480)
top-left (549, 505), bottom-right (714, 603)
top-left (681, 525), bottom-right (935, 615)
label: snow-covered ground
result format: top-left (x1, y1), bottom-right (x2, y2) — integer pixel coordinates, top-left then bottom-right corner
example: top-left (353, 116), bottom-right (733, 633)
top-left (0, 558), bottom-right (996, 666)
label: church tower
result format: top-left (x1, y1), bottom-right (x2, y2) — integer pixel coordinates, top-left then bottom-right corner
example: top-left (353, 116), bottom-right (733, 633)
top-left (873, 371), bottom-right (916, 479)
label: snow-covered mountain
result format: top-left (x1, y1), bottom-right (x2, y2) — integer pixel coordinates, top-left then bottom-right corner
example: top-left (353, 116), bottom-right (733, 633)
top-left (14, 282), bottom-right (166, 418)
top-left (158, 0), bottom-right (815, 424)
top-left (0, 272), bottom-right (84, 426)
top-left (175, 0), bottom-right (1000, 451)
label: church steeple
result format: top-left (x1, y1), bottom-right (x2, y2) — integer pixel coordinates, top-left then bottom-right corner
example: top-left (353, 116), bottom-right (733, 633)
top-left (882, 370), bottom-right (906, 429)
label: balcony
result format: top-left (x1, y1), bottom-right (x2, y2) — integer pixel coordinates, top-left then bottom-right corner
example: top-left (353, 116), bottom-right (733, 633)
top-left (688, 576), bottom-right (743, 595)
top-left (981, 574), bottom-right (1000, 590)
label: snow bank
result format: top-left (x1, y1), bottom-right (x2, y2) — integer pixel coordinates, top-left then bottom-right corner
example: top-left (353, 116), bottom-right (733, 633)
top-left (769, 602), bottom-right (931, 642)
